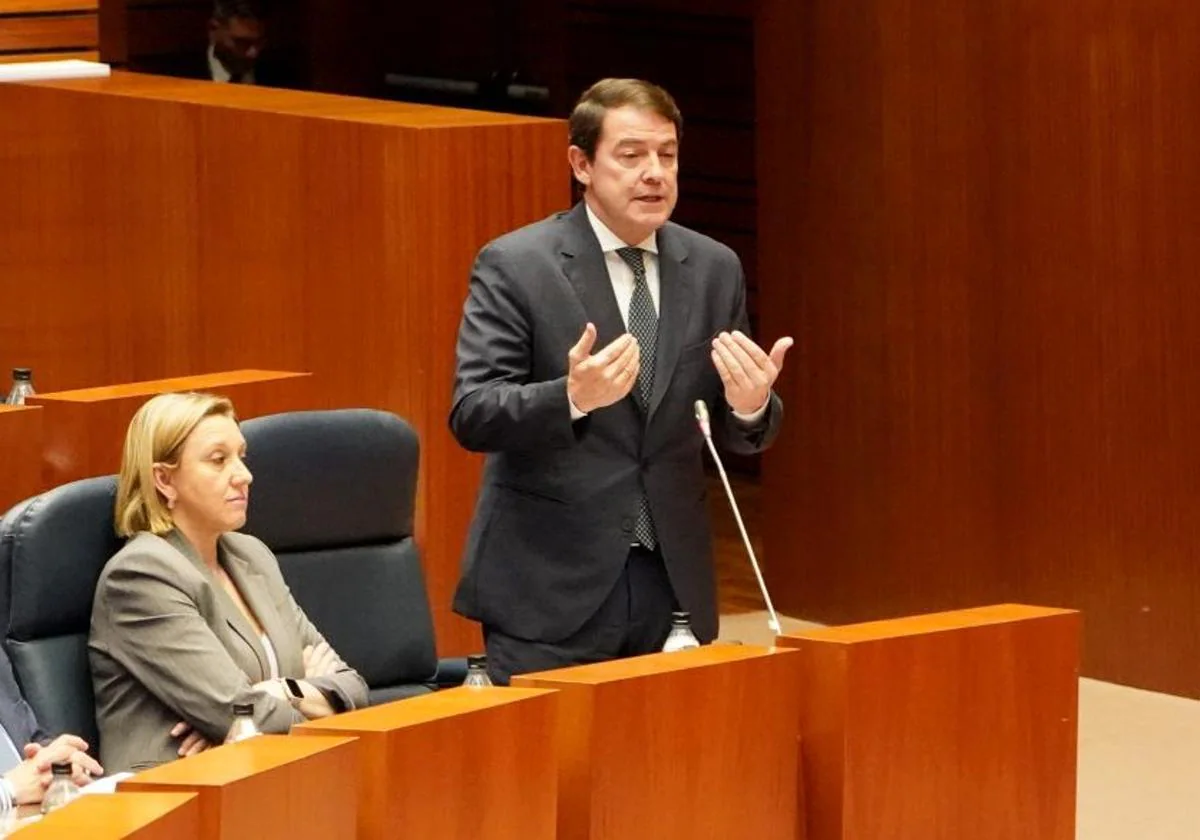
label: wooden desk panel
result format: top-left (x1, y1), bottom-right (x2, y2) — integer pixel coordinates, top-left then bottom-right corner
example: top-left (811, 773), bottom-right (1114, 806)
top-left (28, 369), bottom-right (313, 485)
top-left (119, 735), bottom-right (358, 840)
top-left (777, 605), bottom-right (1079, 840)
top-left (514, 646), bottom-right (801, 840)
top-left (0, 404), bottom-right (43, 512)
top-left (15, 792), bottom-right (200, 839)
top-left (294, 687), bottom-right (557, 840)
top-left (0, 12), bottom-right (96, 52)
top-left (0, 73), bottom-right (568, 655)
top-left (0, 1), bottom-right (97, 12)
top-left (0, 49), bottom-right (97, 62)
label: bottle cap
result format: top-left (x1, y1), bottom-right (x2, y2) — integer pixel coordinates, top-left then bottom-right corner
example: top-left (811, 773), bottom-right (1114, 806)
top-left (50, 762), bottom-right (71, 774)
top-left (12, 368), bottom-right (31, 380)
top-left (671, 611), bottom-right (691, 623)
top-left (466, 654), bottom-right (487, 667)
top-left (232, 702), bottom-right (254, 715)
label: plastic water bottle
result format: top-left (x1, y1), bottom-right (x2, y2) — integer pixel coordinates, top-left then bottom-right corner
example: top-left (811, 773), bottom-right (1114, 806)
top-left (462, 654), bottom-right (493, 688)
top-left (224, 703), bottom-right (261, 743)
top-left (4, 369), bottom-right (34, 406)
top-left (662, 611), bottom-right (701, 652)
top-left (40, 762), bottom-right (80, 814)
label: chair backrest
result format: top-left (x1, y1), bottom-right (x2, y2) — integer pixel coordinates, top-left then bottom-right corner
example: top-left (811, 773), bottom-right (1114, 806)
top-left (0, 476), bottom-right (121, 748)
top-left (239, 409), bottom-right (437, 690)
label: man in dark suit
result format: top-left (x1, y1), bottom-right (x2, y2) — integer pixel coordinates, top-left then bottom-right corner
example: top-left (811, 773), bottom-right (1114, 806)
top-left (134, 0), bottom-right (301, 89)
top-left (0, 647), bottom-right (101, 813)
top-left (204, 0), bottom-right (268, 85)
top-left (450, 78), bottom-right (792, 683)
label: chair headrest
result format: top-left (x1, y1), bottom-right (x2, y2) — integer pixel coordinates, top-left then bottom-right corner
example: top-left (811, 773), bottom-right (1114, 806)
top-left (0, 476), bottom-right (120, 640)
top-left (240, 409), bottom-right (419, 551)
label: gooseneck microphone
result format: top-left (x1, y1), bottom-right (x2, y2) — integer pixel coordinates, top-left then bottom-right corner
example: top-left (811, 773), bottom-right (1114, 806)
top-left (694, 400), bottom-right (782, 634)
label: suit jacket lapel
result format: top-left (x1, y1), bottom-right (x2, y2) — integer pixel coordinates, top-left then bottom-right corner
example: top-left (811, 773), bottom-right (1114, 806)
top-left (219, 538), bottom-right (294, 677)
top-left (166, 530), bottom-right (269, 680)
top-left (561, 203), bottom-right (627, 349)
top-left (648, 226), bottom-right (693, 420)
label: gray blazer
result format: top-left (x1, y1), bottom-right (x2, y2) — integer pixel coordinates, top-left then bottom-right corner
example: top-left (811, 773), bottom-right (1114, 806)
top-left (89, 530), bottom-right (368, 773)
top-left (451, 203), bottom-right (783, 644)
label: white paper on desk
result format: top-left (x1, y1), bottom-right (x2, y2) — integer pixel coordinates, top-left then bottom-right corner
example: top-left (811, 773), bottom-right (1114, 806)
top-left (79, 771), bottom-right (134, 795)
top-left (0, 60), bottom-right (111, 84)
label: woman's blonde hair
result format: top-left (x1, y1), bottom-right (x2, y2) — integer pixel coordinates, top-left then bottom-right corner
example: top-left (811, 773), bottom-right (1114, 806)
top-left (115, 392), bottom-right (237, 537)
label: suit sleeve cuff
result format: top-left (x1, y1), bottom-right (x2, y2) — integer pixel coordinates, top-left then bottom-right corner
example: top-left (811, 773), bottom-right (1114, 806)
top-left (731, 395), bottom-right (771, 425)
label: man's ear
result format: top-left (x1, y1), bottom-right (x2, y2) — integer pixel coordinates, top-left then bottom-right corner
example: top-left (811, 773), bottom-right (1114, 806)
top-left (567, 145), bottom-right (592, 187)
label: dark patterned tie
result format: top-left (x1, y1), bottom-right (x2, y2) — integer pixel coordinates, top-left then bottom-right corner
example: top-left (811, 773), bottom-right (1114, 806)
top-left (616, 247), bottom-right (657, 408)
top-left (616, 246), bottom-right (659, 549)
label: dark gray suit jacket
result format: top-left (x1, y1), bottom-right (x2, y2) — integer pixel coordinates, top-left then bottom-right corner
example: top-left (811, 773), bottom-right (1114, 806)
top-left (450, 203), bottom-right (783, 644)
top-left (89, 530), bottom-right (368, 773)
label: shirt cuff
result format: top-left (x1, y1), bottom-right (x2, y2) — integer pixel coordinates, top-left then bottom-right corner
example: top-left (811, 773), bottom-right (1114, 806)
top-left (568, 393), bottom-right (588, 421)
top-left (731, 395), bottom-right (771, 425)
top-left (1, 776), bottom-right (15, 812)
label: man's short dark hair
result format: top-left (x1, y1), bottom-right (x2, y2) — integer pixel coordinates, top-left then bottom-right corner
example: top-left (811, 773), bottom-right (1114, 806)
top-left (568, 78), bottom-right (683, 161)
top-left (213, 0), bottom-right (269, 22)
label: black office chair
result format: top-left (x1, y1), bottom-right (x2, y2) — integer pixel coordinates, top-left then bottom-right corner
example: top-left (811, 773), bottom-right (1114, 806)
top-left (240, 408), bottom-right (465, 703)
top-left (0, 476), bottom-right (121, 750)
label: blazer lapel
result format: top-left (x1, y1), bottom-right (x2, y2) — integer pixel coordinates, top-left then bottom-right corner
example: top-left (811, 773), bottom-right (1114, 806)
top-left (166, 531), bottom-right (269, 680)
top-left (647, 226), bottom-right (694, 420)
top-left (561, 203), bottom-right (627, 350)
top-left (218, 538), bottom-right (294, 677)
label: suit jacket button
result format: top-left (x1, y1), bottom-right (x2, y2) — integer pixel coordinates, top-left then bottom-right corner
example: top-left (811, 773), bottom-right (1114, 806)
top-left (621, 518), bottom-right (633, 532)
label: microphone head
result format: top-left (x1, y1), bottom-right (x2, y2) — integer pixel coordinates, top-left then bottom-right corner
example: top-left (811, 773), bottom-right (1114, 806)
top-left (693, 400), bottom-right (712, 437)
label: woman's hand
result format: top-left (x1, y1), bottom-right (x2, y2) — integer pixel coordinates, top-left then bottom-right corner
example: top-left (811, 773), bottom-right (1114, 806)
top-left (303, 642), bottom-right (341, 679)
top-left (169, 722), bottom-right (211, 758)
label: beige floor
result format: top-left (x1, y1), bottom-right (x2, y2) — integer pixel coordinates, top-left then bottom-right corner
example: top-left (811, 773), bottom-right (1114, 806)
top-left (718, 611), bottom-right (1200, 840)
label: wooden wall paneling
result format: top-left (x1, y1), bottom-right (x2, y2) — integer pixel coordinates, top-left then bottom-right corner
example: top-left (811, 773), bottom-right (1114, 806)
top-left (0, 47), bottom-right (94, 61)
top-left (97, 0), bottom-right (125, 63)
top-left (28, 370), bottom-right (315, 485)
top-left (0, 0), bottom-right (96, 12)
top-left (0, 8), bottom-right (96, 54)
top-left (757, 0), bottom-right (1200, 697)
top-left (0, 405), bottom-right (44, 513)
top-left (299, 0), bottom-right (381, 95)
top-left (366, 0), bottom-right (566, 112)
top-left (0, 74), bottom-right (568, 655)
top-left (123, 1), bottom-right (207, 61)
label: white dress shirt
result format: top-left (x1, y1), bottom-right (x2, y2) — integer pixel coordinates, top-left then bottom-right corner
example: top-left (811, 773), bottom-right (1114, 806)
top-left (208, 46), bottom-right (256, 85)
top-left (586, 203), bottom-right (662, 322)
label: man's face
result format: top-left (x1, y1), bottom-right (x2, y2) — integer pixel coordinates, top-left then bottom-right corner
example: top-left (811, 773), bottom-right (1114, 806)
top-left (569, 105), bottom-right (679, 245)
top-left (210, 15), bottom-right (266, 77)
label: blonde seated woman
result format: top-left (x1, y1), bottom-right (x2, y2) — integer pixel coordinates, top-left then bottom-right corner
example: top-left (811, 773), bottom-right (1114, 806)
top-left (89, 393), bottom-right (368, 773)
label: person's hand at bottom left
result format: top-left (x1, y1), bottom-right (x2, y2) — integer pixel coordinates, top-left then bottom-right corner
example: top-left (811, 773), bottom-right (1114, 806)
top-left (9, 734), bottom-right (103, 800)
